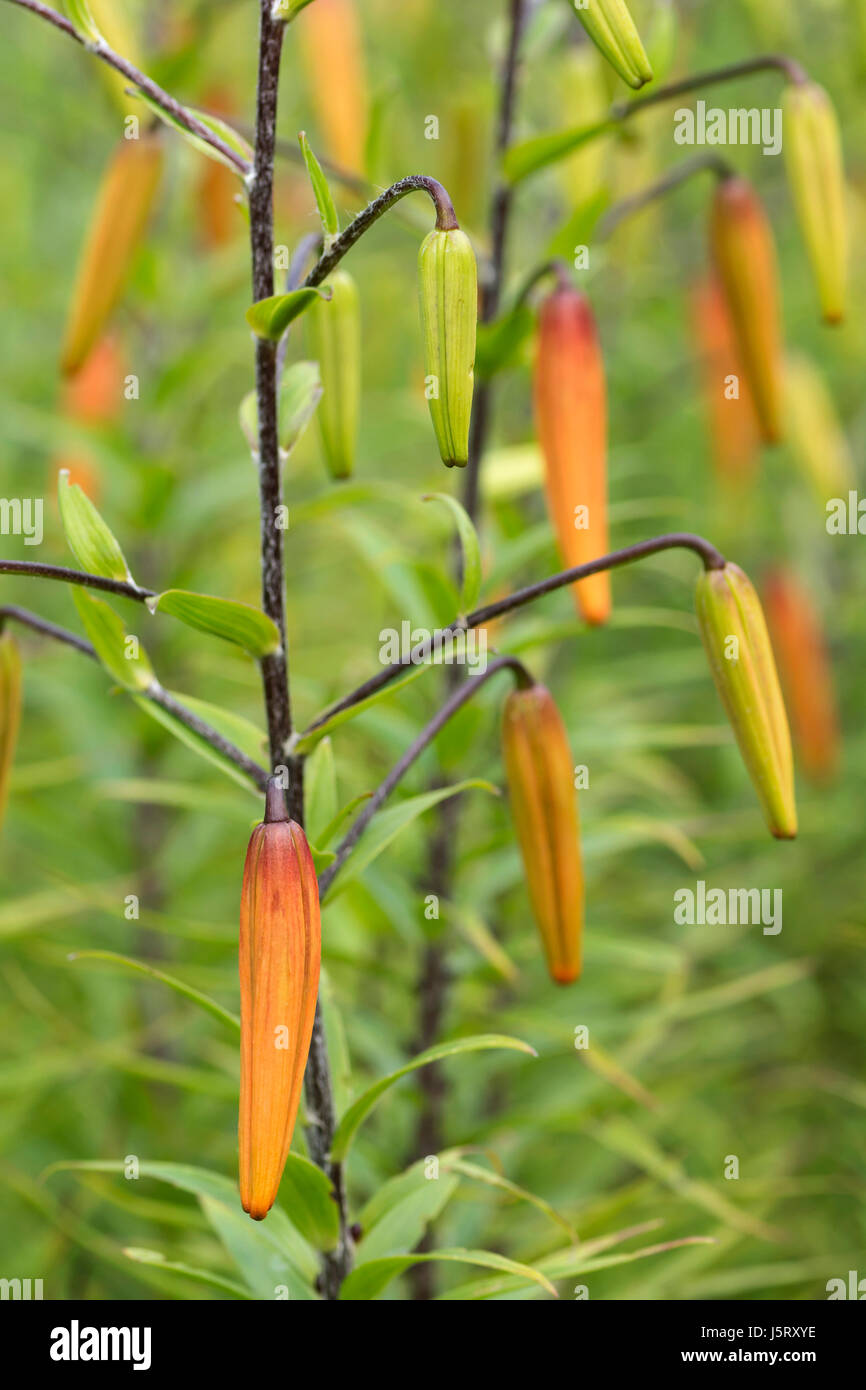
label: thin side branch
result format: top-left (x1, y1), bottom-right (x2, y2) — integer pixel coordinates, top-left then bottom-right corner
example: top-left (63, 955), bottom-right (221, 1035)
top-left (0, 559), bottom-right (154, 602)
top-left (4, 0), bottom-right (251, 175)
top-left (610, 53), bottom-right (810, 124)
top-left (302, 176), bottom-right (459, 288)
top-left (598, 153), bottom-right (733, 241)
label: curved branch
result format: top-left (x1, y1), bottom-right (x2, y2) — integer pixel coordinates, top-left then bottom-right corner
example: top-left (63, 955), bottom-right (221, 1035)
top-left (0, 559), bottom-right (154, 602)
top-left (610, 53), bottom-right (810, 125)
top-left (598, 153), bottom-right (733, 242)
top-left (303, 532), bottom-right (726, 740)
top-left (302, 176), bottom-right (459, 288)
top-left (4, 0), bottom-right (252, 175)
top-left (317, 655), bottom-right (530, 899)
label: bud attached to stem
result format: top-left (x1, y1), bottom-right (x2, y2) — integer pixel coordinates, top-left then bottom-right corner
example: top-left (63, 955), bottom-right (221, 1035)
top-left (782, 81), bottom-right (847, 324)
top-left (572, 0), bottom-right (653, 90)
top-left (0, 632), bottom-right (21, 835)
top-left (306, 268), bottom-right (361, 480)
top-left (710, 176), bottom-right (784, 445)
top-left (239, 779), bottom-right (321, 1220)
top-left (418, 225), bottom-right (478, 468)
top-left (502, 682), bottom-right (584, 984)
top-left (695, 562), bottom-right (797, 839)
top-left (534, 282), bottom-right (610, 626)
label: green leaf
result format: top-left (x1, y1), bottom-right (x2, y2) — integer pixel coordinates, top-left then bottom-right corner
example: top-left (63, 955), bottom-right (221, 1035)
top-left (122, 1247), bottom-right (252, 1299)
top-left (240, 361), bottom-right (323, 457)
top-left (503, 119), bottom-right (614, 185)
top-left (278, 1155), bottom-right (339, 1252)
top-left (149, 590), bottom-right (281, 658)
top-left (446, 1157), bottom-right (578, 1239)
top-left (62, 1), bottom-right (102, 44)
top-left (134, 90), bottom-right (253, 174)
top-left (339, 1247), bottom-right (557, 1301)
top-left (246, 288), bottom-right (329, 341)
top-left (474, 302), bottom-right (534, 379)
top-left (313, 791), bottom-right (372, 849)
top-left (299, 131), bottom-right (339, 241)
top-left (294, 663), bottom-right (429, 754)
top-left (67, 949), bottom-right (239, 1032)
top-left (322, 779), bottom-right (498, 900)
top-left (163, 692), bottom-right (267, 765)
top-left (132, 696), bottom-right (261, 795)
top-left (330, 1033), bottom-right (536, 1162)
top-left (59, 471), bottom-right (132, 583)
top-left (357, 1158), bottom-right (461, 1262)
top-left (423, 493), bottom-right (482, 614)
top-left (545, 187), bottom-right (611, 263)
top-left (305, 736), bottom-right (338, 844)
top-left (273, 0), bottom-right (317, 21)
top-left (73, 588), bottom-right (153, 691)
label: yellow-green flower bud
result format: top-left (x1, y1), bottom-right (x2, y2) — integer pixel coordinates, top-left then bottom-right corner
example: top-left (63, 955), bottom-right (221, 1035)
top-left (695, 562), bottom-right (797, 840)
top-left (782, 81), bottom-right (848, 324)
top-left (572, 0), bottom-right (653, 91)
top-left (305, 268), bottom-right (361, 480)
top-left (418, 226), bottom-right (477, 468)
top-left (0, 632), bottom-right (21, 835)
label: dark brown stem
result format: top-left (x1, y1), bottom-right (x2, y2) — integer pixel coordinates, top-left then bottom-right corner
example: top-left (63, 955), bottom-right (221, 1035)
top-left (4, 0), bottom-right (251, 174)
top-left (610, 53), bottom-right (810, 124)
top-left (598, 153), bottom-right (734, 241)
top-left (302, 176), bottom-right (458, 289)
top-left (0, 559), bottom-right (154, 602)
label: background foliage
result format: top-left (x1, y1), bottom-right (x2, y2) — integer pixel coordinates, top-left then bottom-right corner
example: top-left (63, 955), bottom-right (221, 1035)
top-left (0, 0), bottom-right (864, 1299)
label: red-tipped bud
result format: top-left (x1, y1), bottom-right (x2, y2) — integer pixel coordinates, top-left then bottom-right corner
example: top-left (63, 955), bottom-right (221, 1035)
top-left (710, 176), bottom-right (784, 445)
top-left (533, 284), bottom-right (610, 626)
top-left (502, 683), bottom-right (584, 984)
top-left (763, 569), bottom-right (839, 783)
top-left (239, 780), bottom-right (321, 1220)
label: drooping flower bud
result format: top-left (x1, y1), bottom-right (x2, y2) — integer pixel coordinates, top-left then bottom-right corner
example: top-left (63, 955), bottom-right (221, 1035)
top-left (61, 131), bottom-right (164, 377)
top-left (690, 274), bottom-right (760, 489)
top-left (62, 335), bottom-right (125, 426)
top-left (418, 225), bottom-right (478, 468)
top-left (763, 568), bottom-right (839, 783)
top-left (0, 632), bottom-right (21, 835)
top-left (571, 0), bottom-right (653, 90)
top-left (305, 268), bottom-right (361, 480)
top-left (502, 682), bottom-right (584, 984)
top-left (239, 779), bottom-right (321, 1221)
top-left (782, 81), bottom-right (847, 324)
top-left (710, 176), bottom-right (784, 445)
top-left (695, 563), bottom-right (797, 839)
top-left (533, 283), bottom-right (610, 626)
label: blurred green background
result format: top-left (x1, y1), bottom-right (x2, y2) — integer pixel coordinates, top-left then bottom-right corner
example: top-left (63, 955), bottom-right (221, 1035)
top-left (0, 0), bottom-right (863, 1300)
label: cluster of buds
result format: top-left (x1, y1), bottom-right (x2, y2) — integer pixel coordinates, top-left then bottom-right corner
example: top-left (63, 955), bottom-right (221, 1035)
top-left (695, 563), bottom-right (797, 840)
top-left (239, 779), bottom-right (321, 1221)
top-left (709, 176), bottom-right (784, 445)
top-left (61, 130), bottom-right (164, 377)
top-left (782, 80), bottom-right (848, 324)
top-left (306, 269), bottom-right (361, 480)
top-left (572, 0), bottom-right (653, 90)
top-left (502, 682), bottom-right (584, 984)
top-left (763, 569), bottom-right (839, 783)
top-left (418, 223), bottom-right (478, 468)
top-left (0, 632), bottom-right (21, 836)
top-left (533, 281), bottom-right (610, 626)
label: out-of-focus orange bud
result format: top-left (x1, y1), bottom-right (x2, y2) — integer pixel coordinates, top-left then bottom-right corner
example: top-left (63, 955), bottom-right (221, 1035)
top-left (51, 452), bottom-right (102, 507)
top-left (197, 88), bottom-right (242, 250)
top-left (710, 176), bottom-right (784, 445)
top-left (239, 780), bottom-right (321, 1221)
top-left (61, 131), bottom-right (164, 377)
top-left (502, 682), bottom-right (584, 984)
top-left (62, 336), bottom-right (125, 426)
top-left (690, 274), bottom-right (760, 488)
top-left (297, 0), bottom-right (368, 172)
top-left (763, 568), bottom-right (839, 783)
top-left (533, 282), bottom-right (610, 626)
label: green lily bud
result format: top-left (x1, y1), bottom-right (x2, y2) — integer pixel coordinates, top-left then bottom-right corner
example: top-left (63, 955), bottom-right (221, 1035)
top-left (782, 81), bottom-right (848, 324)
top-left (418, 226), bottom-right (477, 468)
top-left (571, 0), bottom-right (653, 91)
top-left (695, 562), bottom-right (797, 840)
top-left (305, 268), bottom-right (360, 480)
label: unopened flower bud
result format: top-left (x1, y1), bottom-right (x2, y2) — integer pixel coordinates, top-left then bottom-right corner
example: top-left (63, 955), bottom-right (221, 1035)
top-left (763, 568), bottom-right (839, 783)
top-left (572, 0), bottom-right (653, 90)
top-left (306, 268), bottom-right (361, 480)
top-left (782, 81), bottom-right (848, 324)
top-left (695, 562), bottom-right (797, 839)
top-left (418, 225), bottom-right (478, 468)
top-left (502, 682), bottom-right (584, 984)
top-left (0, 632), bottom-right (21, 835)
top-left (239, 779), bottom-right (321, 1220)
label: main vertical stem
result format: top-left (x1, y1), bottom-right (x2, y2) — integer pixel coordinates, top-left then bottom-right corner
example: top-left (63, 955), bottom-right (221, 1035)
top-left (249, 2), bottom-right (350, 1299)
top-left (408, 0), bottom-right (527, 1301)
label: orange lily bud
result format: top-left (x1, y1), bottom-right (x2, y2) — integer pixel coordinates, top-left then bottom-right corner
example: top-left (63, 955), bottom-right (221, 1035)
top-left (62, 335), bottom-right (125, 426)
top-left (297, 0), bottom-right (368, 172)
top-left (763, 568), bottom-right (839, 783)
top-left (61, 131), bottom-right (164, 377)
top-left (0, 632), bottom-right (21, 835)
top-left (533, 283), bottom-right (610, 626)
top-left (197, 88), bottom-right (241, 251)
top-left (239, 779), bottom-right (321, 1220)
top-left (502, 682), bottom-right (584, 984)
top-left (710, 176), bottom-right (784, 445)
top-left (690, 274), bottom-right (760, 488)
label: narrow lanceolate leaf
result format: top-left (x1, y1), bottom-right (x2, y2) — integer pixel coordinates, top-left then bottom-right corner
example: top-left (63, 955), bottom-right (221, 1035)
top-left (67, 950), bottom-right (240, 1033)
top-left (73, 588), bottom-right (154, 692)
top-left (246, 288), bottom-right (330, 341)
top-left (134, 90), bottom-right (253, 175)
top-left (503, 120), bottom-right (614, 185)
top-left (330, 1034), bottom-right (536, 1162)
top-left (61, 132), bottom-right (164, 376)
top-left (299, 131), bottom-right (339, 241)
top-left (571, 0), bottom-right (653, 90)
top-left (418, 227), bottom-right (478, 467)
top-left (239, 361), bottom-right (323, 457)
top-left (423, 492), bottom-right (482, 613)
top-left (149, 590), bottom-right (281, 659)
top-left (695, 562), bottom-right (797, 839)
top-left (0, 633), bottom-right (22, 834)
top-left (277, 1155), bottom-right (339, 1252)
top-left (339, 1248), bottom-right (558, 1301)
top-left (133, 697), bottom-right (262, 796)
top-left (782, 81), bottom-right (848, 324)
top-left (58, 470), bottom-right (132, 583)
top-left (304, 736), bottom-right (338, 845)
top-left (63, 0), bottom-right (102, 42)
